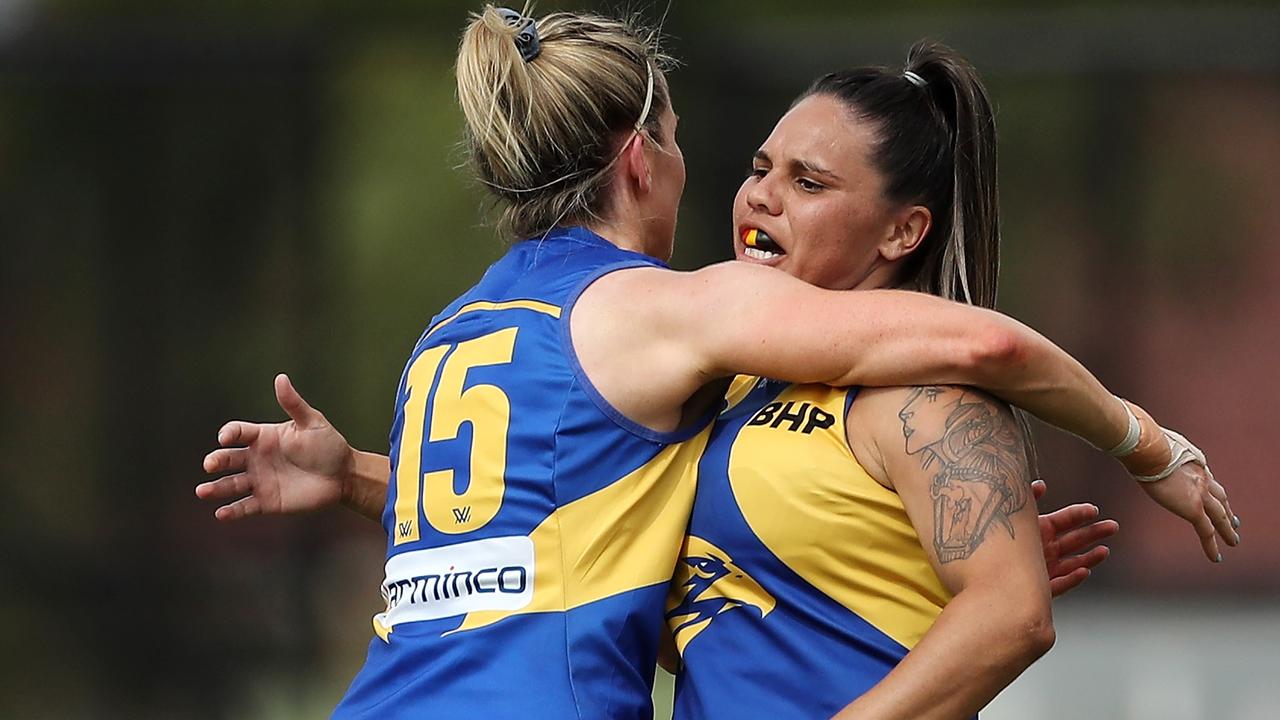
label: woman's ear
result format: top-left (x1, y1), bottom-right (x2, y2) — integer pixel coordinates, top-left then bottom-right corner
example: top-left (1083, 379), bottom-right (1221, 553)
top-left (623, 133), bottom-right (651, 193)
top-left (881, 205), bottom-right (932, 261)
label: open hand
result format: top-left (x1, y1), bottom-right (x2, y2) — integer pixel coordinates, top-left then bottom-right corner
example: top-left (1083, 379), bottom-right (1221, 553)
top-left (1139, 459), bottom-right (1238, 563)
top-left (1119, 404), bottom-right (1239, 563)
top-left (197, 374), bottom-right (354, 520)
top-left (1032, 479), bottom-right (1119, 598)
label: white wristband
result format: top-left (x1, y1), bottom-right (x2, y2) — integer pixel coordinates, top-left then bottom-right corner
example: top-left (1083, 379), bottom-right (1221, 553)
top-left (1131, 428), bottom-right (1209, 483)
top-left (1106, 398), bottom-right (1141, 457)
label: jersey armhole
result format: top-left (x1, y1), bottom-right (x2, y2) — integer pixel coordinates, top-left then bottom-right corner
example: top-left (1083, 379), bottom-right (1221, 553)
top-left (559, 261), bottom-right (718, 444)
top-left (844, 387), bottom-right (896, 492)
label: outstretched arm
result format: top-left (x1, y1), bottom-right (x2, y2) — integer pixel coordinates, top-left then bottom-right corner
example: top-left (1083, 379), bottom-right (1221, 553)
top-left (835, 386), bottom-right (1053, 720)
top-left (578, 261), bottom-right (1236, 562)
top-left (198, 374), bottom-right (388, 523)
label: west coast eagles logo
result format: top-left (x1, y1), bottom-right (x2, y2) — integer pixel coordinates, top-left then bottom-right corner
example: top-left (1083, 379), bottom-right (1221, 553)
top-left (665, 536), bottom-right (776, 655)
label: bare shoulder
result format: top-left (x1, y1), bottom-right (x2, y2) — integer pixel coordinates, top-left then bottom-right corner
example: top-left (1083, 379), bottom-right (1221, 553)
top-left (568, 264), bottom-right (707, 429)
top-left (573, 261), bottom-right (789, 367)
top-left (845, 387), bottom-right (913, 486)
top-left (850, 386), bottom-right (1020, 451)
top-left (572, 261), bottom-right (763, 326)
top-left (573, 264), bottom-right (671, 319)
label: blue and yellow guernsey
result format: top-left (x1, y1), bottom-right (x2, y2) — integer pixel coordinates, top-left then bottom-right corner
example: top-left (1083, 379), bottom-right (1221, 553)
top-left (334, 227), bottom-right (715, 720)
top-left (667, 378), bottom-right (954, 720)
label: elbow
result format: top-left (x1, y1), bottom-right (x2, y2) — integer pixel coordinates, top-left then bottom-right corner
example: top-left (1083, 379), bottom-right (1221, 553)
top-left (964, 322), bottom-right (1028, 383)
top-left (1013, 605), bottom-right (1056, 664)
top-left (1028, 612), bottom-right (1057, 660)
top-left (980, 592), bottom-right (1055, 671)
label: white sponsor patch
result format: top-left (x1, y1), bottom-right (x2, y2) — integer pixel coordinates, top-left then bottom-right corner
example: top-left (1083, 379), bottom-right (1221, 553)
top-left (374, 535), bottom-right (534, 629)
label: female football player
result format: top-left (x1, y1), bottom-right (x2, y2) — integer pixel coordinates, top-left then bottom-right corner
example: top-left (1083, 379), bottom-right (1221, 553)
top-left (199, 7), bottom-right (1235, 719)
top-left (665, 42), bottom-right (1157, 720)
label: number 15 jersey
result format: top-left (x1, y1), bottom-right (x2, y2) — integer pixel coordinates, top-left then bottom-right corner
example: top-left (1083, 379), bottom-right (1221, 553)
top-left (333, 227), bottom-right (715, 720)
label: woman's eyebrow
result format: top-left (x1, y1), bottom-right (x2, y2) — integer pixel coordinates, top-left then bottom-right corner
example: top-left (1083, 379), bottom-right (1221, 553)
top-left (792, 157), bottom-right (842, 182)
top-left (754, 150), bottom-right (841, 182)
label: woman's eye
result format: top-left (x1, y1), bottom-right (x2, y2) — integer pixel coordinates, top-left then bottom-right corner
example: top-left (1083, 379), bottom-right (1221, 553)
top-left (797, 178), bottom-right (824, 192)
top-left (748, 166), bottom-right (768, 178)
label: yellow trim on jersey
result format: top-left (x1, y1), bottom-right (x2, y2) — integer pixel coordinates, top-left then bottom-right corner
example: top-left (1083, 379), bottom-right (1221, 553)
top-left (728, 384), bottom-right (951, 649)
top-left (447, 425), bottom-right (714, 634)
top-left (424, 299), bottom-right (562, 342)
top-left (373, 614), bottom-right (392, 642)
top-left (723, 375), bottom-right (760, 413)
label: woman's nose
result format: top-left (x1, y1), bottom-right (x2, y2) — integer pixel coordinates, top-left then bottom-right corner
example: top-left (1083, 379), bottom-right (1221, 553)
top-left (745, 175), bottom-right (782, 215)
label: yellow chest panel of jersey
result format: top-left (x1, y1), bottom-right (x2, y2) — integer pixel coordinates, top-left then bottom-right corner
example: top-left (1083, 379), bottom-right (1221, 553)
top-left (727, 383), bottom-right (951, 649)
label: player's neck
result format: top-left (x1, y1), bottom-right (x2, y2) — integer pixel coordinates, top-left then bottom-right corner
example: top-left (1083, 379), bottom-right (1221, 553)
top-left (587, 216), bottom-right (654, 259)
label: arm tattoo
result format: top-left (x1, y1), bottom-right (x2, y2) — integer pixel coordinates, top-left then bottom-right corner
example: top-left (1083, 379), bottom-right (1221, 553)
top-left (898, 386), bottom-right (1031, 563)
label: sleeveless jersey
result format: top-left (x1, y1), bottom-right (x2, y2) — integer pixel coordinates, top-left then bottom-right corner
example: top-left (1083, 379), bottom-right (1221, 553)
top-left (667, 378), bottom-right (954, 720)
top-left (334, 226), bottom-right (715, 719)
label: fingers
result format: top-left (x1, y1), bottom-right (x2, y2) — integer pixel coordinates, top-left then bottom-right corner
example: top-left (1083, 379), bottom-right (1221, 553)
top-left (1048, 545), bottom-right (1112, 599)
top-left (1053, 545), bottom-right (1111, 577)
top-left (214, 496), bottom-right (262, 522)
top-left (1203, 491), bottom-right (1239, 548)
top-left (1218, 489), bottom-right (1240, 532)
top-left (1049, 568), bottom-right (1091, 599)
top-left (275, 373), bottom-right (322, 428)
top-left (1192, 511), bottom-right (1221, 563)
top-left (1054, 519), bottom-right (1120, 558)
top-left (1208, 466), bottom-right (1239, 527)
top-left (195, 473), bottom-right (250, 501)
top-left (203, 447), bottom-right (248, 475)
top-left (1043, 503), bottom-right (1100, 535)
top-left (218, 421), bottom-right (260, 447)
top-left (1031, 479), bottom-right (1047, 502)
top-left (1205, 473), bottom-right (1240, 533)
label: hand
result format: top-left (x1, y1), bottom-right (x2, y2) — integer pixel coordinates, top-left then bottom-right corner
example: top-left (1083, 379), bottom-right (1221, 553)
top-left (1032, 480), bottom-right (1119, 598)
top-left (197, 374), bottom-right (354, 521)
top-left (1118, 403), bottom-right (1239, 563)
top-left (1138, 460), bottom-right (1239, 563)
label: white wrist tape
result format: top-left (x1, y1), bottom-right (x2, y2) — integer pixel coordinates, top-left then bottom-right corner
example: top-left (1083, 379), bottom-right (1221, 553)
top-left (1131, 428), bottom-right (1209, 483)
top-left (1106, 399), bottom-right (1142, 457)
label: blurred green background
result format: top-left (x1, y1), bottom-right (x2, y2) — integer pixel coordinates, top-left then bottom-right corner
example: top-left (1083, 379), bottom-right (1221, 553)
top-left (2, 1), bottom-right (1278, 718)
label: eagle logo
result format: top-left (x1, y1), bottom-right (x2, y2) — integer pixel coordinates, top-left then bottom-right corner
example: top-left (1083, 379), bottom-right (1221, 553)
top-left (665, 536), bottom-right (776, 656)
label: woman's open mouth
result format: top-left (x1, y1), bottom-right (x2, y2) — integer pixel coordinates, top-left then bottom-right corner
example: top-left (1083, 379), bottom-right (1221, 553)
top-left (742, 228), bottom-right (786, 261)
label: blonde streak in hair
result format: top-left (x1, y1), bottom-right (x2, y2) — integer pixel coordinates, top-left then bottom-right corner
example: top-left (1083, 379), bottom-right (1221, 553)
top-left (951, 202), bottom-right (974, 305)
top-left (936, 47), bottom-right (989, 309)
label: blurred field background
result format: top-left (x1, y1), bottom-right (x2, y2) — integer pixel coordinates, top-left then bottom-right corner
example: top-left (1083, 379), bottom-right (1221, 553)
top-left (2, 0), bottom-right (1278, 718)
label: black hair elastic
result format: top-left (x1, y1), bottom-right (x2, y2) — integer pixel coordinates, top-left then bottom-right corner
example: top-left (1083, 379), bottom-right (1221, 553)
top-left (496, 8), bottom-right (542, 63)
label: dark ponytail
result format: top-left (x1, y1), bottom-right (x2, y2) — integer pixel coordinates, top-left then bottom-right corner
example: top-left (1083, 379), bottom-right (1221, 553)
top-left (903, 41), bottom-right (1000, 309)
top-left (799, 39), bottom-right (1000, 309)
top-left (800, 41), bottom-right (1035, 473)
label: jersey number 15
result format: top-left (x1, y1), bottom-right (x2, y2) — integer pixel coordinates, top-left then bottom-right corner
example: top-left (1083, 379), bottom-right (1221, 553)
top-left (392, 327), bottom-right (518, 543)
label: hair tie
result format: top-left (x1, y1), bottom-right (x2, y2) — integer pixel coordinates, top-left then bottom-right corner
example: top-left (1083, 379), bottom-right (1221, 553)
top-left (635, 61), bottom-right (655, 133)
top-left (903, 70), bottom-right (927, 88)
top-left (496, 8), bottom-right (541, 63)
